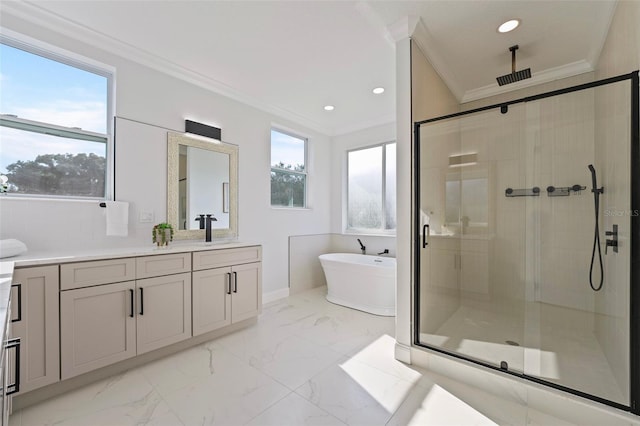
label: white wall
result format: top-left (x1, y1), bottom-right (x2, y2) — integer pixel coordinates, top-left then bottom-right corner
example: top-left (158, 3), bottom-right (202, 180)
top-left (287, 121), bottom-right (397, 295)
top-left (288, 233), bottom-right (396, 294)
top-left (0, 13), bottom-right (332, 297)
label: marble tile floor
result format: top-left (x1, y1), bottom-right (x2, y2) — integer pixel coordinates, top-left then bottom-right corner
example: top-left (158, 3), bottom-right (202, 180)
top-left (10, 286), bottom-right (590, 425)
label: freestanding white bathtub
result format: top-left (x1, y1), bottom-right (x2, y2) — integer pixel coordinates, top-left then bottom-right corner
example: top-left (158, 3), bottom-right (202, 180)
top-left (318, 253), bottom-right (396, 316)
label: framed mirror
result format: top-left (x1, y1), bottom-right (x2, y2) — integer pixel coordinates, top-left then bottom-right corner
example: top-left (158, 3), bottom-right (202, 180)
top-left (167, 131), bottom-right (238, 240)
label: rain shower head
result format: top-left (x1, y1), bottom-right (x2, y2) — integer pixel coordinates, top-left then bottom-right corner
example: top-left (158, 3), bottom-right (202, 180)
top-left (496, 45), bottom-right (531, 86)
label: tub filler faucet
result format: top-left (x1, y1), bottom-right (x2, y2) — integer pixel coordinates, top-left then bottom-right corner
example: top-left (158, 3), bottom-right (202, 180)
top-left (357, 238), bottom-right (366, 255)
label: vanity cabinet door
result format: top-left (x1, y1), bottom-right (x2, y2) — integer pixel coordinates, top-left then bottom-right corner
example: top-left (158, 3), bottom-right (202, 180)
top-left (192, 267), bottom-right (232, 336)
top-left (136, 273), bottom-right (191, 355)
top-left (60, 281), bottom-right (136, 380)
top-left (11, 266), bottom-right (60, 394)
top-left (231, 262), bottom-right (262, 323)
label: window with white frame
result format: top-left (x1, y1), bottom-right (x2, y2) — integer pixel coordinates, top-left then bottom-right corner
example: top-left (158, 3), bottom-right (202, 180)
top-left (347, 142), bottom-right (396, 232)
top-left (0, 37), bottom-right (111, 198)
top-left (270, 129), bottom-right (307, 208)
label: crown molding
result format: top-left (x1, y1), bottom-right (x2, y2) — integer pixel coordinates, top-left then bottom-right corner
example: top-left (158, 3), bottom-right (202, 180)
top-left (387, 16), bottom-right (420, 43)
top-left (409, 19), bottom-right (465, 101)
top-left (1, 1), bottom-right (333, 136)
top-left (586, 0), bottom-right (618, 67)
top-left (331, 112), bottom-right (396, 137)
top-left (461, 60), bottom-right (594, 103)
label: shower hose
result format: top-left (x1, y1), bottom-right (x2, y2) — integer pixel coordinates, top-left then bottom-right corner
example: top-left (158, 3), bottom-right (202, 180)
top-left (589, 187), bottom-right (604, 292)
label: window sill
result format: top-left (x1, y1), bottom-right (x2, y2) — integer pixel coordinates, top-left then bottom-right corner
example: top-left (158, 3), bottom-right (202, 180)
top-left (343, 230), bottom-right (396, 237)
top-left (0, 195), bottom-right (105, 204)
top-left (270, 206), bottom-right (312, 211)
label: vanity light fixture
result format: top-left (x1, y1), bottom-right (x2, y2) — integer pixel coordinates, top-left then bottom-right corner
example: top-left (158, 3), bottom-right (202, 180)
top-left (324, 105), bottom-right (335, 111)
top-left (184, 132), bottom-right (222, 144)
top-left (498, 19), bottom-right (520, 33)
top-left (185, 119), bottom-right (222, 143)
top-left (372, 87), bottom-right (385, 94)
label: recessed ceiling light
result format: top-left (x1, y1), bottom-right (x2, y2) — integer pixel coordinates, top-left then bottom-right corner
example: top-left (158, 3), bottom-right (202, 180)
top-left (324, 105), bottom-right (335, 111)
top-left (372, 87), bottom-right (385, 94)
top-left (498, 19), bottom-right (520, 33)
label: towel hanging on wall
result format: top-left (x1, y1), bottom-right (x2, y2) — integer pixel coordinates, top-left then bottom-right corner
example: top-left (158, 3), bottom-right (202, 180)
top-left (104, 201), bottom-right (129, 236)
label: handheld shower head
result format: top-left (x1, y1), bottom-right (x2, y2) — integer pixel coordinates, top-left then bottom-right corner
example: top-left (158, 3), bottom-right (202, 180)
top-left (588, 164), bottom-right (604, 291)
top-left (588, 164), bottom-right (602, 194)
top-left (588, 164), bottom-right (597, 191)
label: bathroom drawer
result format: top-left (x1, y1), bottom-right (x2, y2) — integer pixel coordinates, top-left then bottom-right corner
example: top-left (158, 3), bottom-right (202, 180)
top-left (192, 246), bottom-right (261, 271)
top-left (136, 252), bottom-right (191, 279)
top-left (61, 258), bottom-right (136, 290)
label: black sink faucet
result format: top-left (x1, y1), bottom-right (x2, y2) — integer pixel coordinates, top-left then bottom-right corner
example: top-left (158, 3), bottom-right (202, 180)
top-left (195, 214), bottom-right (206, 229)
top-left (205, 214), bottom-right (217, 242)
top-left (357, 238), bottom-right (366, 255)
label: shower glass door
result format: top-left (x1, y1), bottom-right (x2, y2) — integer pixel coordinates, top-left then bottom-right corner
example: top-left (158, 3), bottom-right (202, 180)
top-left (415, 74), bottom-right (637, 409)
top-left (417, 103), bottom-right (528, 374)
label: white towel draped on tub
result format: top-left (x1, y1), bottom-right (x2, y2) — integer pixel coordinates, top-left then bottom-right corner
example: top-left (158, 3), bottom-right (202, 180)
top-left (104, 201), bottom-right (129, 236)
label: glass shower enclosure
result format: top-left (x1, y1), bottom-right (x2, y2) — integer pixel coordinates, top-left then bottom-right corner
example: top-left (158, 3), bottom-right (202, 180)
top-left (414, 72), bottom-right (639, 411)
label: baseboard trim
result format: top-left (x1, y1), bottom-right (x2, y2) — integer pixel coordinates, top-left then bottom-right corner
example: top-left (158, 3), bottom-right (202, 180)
top-left (395, 342), bottom-right (412, 364)
top-left (262, 288), bottom-right (290, 304)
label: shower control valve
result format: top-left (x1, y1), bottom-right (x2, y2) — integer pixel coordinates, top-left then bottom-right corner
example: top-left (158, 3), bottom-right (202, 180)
top-left (605, 225), bottom-right (618, 254)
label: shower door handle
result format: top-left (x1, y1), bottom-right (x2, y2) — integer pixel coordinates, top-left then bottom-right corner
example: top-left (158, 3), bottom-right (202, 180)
top-left (422, 224), bottom-right (429, 248)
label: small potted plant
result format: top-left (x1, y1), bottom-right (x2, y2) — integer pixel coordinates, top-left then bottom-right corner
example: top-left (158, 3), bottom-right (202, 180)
top-left (152, 222), bottom-right (174, 247)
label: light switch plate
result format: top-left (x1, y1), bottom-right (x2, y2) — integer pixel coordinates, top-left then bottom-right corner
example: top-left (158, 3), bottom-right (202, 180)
top-left (139, 211), bottom-right (154, 223)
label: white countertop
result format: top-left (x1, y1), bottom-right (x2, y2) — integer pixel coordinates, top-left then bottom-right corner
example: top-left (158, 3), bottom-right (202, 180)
top-left (2, 240), bottom-right (259, 268)
top-left (0, 261), bottom-right (15, 346)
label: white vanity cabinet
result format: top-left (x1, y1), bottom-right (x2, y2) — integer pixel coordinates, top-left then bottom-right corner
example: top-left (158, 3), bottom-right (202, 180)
top-left (8, 243), bottom-right (261, 399)
top-left (192, 247), bottom-right (262, 336)
top-left (10, 266), bottom-right (60, 394)
top-left (60, 253), bottom-right (192, 379)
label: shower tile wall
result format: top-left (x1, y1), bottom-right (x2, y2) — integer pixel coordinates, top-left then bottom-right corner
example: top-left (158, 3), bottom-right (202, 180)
top-left (459, 75), bottom-right (599, 313)
top-left (532, 88), bottom-right (595, 312)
